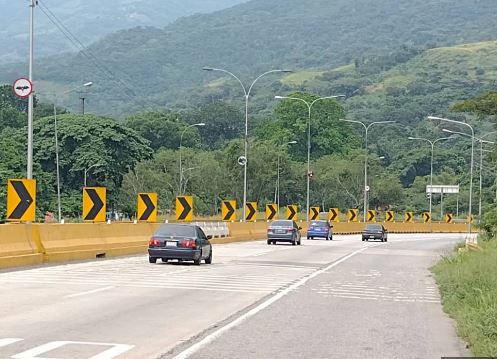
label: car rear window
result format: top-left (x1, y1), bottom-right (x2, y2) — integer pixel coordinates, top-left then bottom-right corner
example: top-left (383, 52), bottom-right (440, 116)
top-left (310, 221), bottom-right (328, 227)
top-left (270, 220), bottom-right (292, 227)
top-left (366, 224), bottom-right (382, 231)
top-left (155, 224), bottom-right (196, 237)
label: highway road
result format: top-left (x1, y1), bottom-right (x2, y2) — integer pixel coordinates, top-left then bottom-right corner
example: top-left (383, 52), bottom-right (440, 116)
top-left (0, 233), bottom-right (471, 359)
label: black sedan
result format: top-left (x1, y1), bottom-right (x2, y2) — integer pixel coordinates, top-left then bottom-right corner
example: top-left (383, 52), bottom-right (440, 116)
top-left (267, 220), bottom-right (302, 245)
top-left (148, 224), bottom-right (213, 265)
top-left (362, 224), bottom-right (388, 242)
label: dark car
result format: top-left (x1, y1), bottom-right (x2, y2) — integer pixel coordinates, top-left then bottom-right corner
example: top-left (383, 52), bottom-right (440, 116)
top-left (362, 224), bottom-right (388, 242)
top-left (267, 220), bottom-right (302, 245)
top-left (148, 224), bottom-right (213, 265)
top-left (307, 220), bottom-right (333, 240)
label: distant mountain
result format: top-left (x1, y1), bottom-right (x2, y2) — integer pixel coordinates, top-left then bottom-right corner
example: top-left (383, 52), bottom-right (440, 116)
top-left (2, 0), bottom-right (497, 116)
top-left (0, 0), bottom-right (247, 63)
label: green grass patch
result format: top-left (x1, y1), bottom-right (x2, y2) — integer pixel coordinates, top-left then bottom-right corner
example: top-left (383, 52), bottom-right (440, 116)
top-left (432, 239), bottom-right (497, 357)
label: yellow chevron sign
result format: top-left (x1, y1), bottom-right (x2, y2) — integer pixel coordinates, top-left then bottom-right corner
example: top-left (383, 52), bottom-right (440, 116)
top-left (367, 210), bottom-right (376, 223)
top-left (286, 205), bottom-right (298, 220)
top-left (328, 208), bottom-right (339, 222)
top-left (347, 209), bottom-right (358, 222)
top-left (404, 212), bottom-right (414, 223)
top-left (423, 212), bottom-right (431, 223)
top-left (445, 213), bottom-right (453, 224)
top-left (385, 211), bottom-right (394, 222)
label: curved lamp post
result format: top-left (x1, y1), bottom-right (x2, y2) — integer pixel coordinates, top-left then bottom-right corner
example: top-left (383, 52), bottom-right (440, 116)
top-left (275, 95), bottom-right (345, 221)
top-left (204, 67), bottom-right (292, 221)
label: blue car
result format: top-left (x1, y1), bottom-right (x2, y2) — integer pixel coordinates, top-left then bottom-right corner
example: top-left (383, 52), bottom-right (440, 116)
top-left (307, 220), bottom-right (333, 240)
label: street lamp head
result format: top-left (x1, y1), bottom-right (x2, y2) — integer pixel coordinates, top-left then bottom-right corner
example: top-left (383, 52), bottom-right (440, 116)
top-left (288, 140), bottom-right (297, 145)
top-left (442, 128), bottom-right (455, 134)
top-left (202, 67), bottom-right (214, 71)
top-left (408, 137), bottom-right (415, 140)
top-left (428, 116), bottom-right (445, 121)
top-left (274, 96), bottom-right (287, 99)
top-left (83, 82), bottom-right (93, 87)
top-left (281, 70), bottom-right (293, 73)
top-left (195, 123), bottom-right (206, 127)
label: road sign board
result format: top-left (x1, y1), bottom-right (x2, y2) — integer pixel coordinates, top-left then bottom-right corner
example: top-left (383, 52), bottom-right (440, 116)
top-left (7, 179), bottom-right (36, 222)
top-left (328, 208), bottom-right (339, 222)
top-left (367, 210), bottom-right (376, 222)
top-left (385, 211), bottom-right (394, 222)
top-left (468, 215), bottom-right (474, 224)
top-left (423, 212), bottom-right (431, 223)
top-left (445, 213), bottom-right (453, 224)
top-left (347, 209), bottom-right (358, 222)
top-left (12, 78), bottom-right (33, 99)
top-left (222, 200), bottom-right (237, 221)
top-left (286, 205), bottom-right (298, 221)
top-left (83, 187), bottom-right (106, 222)
top-left (246, 202), bottom-right (257, 222)
top-left (266, 204), bottom-right (278, 221)
top-left (137, 193), bottom-right (157, 222)
top-left (426, 185), bottom-right (459, 194)
top-left (404, 212), bottom-right (414, 223)
top-left (310, 207), bottom-right (320, 221)
top-left (176, 196), bottom-right (193, 221)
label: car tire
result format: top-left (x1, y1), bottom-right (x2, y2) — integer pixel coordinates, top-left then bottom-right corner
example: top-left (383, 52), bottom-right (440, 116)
top-left (193, 257), bottom-right (201, 265)
top-left (205, 251), bottom-right (212, 264)
top-left (267, 240), bottom-right (271, 245)
top-left (298, 239), bottom-right (301, 245)
top-left (162, 258), bottom-right (168, 263)
top-left (329, 235), bottom-right (333, 240)
top-left (149, 257), bottom-right (157, 264)
top-left (292, 238), bottom-right (296, 246)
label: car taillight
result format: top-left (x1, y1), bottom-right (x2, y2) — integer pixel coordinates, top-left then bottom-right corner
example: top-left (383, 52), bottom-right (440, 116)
top-left (289, 228), bottom-right (295, 233)
top-left (267, 228), bottom-right (273, 233)
top-left (149, 237), bottom-right (161, 247)
top-left (181, 239), bottom-right (196, 249)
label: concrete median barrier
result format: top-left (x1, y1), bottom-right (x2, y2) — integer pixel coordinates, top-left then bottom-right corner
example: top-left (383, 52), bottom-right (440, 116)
top-left (0, 224), bottom-right (43, 268)
top-left (0, 221), bottom-right (473, 270)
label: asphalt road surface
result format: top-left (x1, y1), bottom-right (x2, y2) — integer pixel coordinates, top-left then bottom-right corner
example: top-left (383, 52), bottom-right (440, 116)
top-left (0, 233), bottom-right (471, 359)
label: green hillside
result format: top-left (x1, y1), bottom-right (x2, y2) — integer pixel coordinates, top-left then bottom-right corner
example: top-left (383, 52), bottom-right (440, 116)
top-left (2, 0), bottom-right (497, 115)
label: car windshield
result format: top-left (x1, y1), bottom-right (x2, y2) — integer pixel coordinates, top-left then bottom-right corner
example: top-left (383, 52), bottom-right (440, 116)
top-left (270, 220), bottom-right (292, 227)
top-left (366, 224), bottom-right (382, 231)
top-left (310, 221), bottom-right (328, 227)
top-left (155, 224), bottom-right (196, 237)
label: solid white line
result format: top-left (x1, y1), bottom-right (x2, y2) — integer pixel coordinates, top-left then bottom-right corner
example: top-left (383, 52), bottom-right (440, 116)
top-left (171, 245), bottom-right (373, 359)
top-left (0, 338), bottom-right (23, 348)
top-left (65, 286), bottom-right (115, 298)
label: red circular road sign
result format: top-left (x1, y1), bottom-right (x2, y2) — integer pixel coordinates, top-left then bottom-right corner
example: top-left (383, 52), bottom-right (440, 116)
top-left (12, 78), bottom-right (33, 99)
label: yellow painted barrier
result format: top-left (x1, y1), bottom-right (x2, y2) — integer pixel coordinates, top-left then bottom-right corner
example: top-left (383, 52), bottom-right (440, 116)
top-left (0, 221), bottom-right (474, 270)
top-left (0, 224), bottom-right (43, 268)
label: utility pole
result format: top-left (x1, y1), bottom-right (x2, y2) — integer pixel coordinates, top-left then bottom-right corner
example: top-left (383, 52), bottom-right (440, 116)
top-left (80, 96), bottom-right (86, 115)
top-left (27, 0), bottom-right (37, 179)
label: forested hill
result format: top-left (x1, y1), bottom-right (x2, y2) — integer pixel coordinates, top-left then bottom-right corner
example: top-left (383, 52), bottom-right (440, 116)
top-left (0, 0), bottom-right (247, 63)
top-left (2, 0), bottom-right (497, 115)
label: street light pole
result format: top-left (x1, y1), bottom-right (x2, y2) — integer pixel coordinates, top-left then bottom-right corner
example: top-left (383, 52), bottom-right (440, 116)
top-left (340, 120), bottom-right (395, 222)
top-left (53, 82), bottom-right (93, 222)
top-left (26, 0), bottom-right (36, 179)
top-left (275, 95), bottom-right (345, 221)
top-left (204, 67), bottom-right (292, 221)
top-left (84, 163), bottom-right (102, 187)
top-left (429, 116), bottom-right (475, 236)
top-left (179, 123), bottom-right (205, 195)
top-left (276, 141), bottom-right (297, 210)
top-left (442, 128), bottom-right (496, 224)
top-left (408, 136), bottom-right (451, 217)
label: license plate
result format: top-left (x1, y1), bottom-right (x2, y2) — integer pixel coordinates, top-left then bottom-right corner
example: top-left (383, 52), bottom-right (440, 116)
top-left (276, 229), bottom-right (285, 234)
top-left (369, 236), bottom-right (375, 239)
top-left (166, 241), bottom-right (177, 247)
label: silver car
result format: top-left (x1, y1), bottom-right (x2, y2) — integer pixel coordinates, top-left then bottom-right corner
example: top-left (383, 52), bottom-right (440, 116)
top-left (267, 220), bottom-right (302, 245)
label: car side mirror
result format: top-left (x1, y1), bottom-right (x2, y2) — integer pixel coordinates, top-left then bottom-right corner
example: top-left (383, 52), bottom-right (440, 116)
top-left (298, 227), bottom-right (302, 230)
top-left (207, 235), bottom-right (213, 240)
top-left (330, 225), bottom-right (334, 228)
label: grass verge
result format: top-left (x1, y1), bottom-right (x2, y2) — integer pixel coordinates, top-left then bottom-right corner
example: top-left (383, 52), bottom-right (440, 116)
top-left (432, 238), bottom-right (497, 356)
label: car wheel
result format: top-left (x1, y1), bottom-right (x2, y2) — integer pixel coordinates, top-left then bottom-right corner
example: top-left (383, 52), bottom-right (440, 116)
top-left (205, 251), bottom-right (212, 264)
top-left (267, 240), bottom-right (271, 245)
top-left (149, 257), bottom-right (157, 264)
top-left (193, 257), bottom-right (201, 265)
top-left (298, 239), bottom-right (301, 245)
top-left (162, 258), bottom-right (168, 263)
top-left (330, 235), bottom-right (333, 240)
top-left (292, 238), bottom-right (296, 246)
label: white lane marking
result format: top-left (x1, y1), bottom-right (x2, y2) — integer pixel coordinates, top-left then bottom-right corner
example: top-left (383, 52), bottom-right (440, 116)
top-left (0, 338), bottom-right (23, 348)
top-left (12, 341), bottom-right (134, 359)
top-left (171, 245), bottom-right (375, 359)
top-left (65, 286), bottom-right (115, 298)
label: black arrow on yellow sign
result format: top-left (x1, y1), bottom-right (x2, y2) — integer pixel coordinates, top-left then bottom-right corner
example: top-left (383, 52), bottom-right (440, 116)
top-left (405, 212), bottom-right (413, 223)
top-left (222, 201), bottom-right (236, 221)
top-left (138, 194), bottom-right (156, 221)
top-left (246, 202), bottom-right (257, 222)
top-left (423, 212), bottom-right (431, 223)
top-left (287, 205), bottom-right (297, 220)
top-left (348, 209), bottom-right (358, 222)
top-left (367, 210), bottom-right (376, 222)
top-left (385, 211), bottom-right (394, 222)
top-left (445, 214), bottom-right (453, 224)
top-left (177, 196), bottom-right (193, 221)
top-left (329, 208), bottom-right (339, 222)
top-left (266, 204), bottom-right (277, 221)
top-left (8, 180), bottom-right (35, 220)
top-left (84, 189), bottom-right (104, 221)
top-left (310, 207), bottom-right (319, 221)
